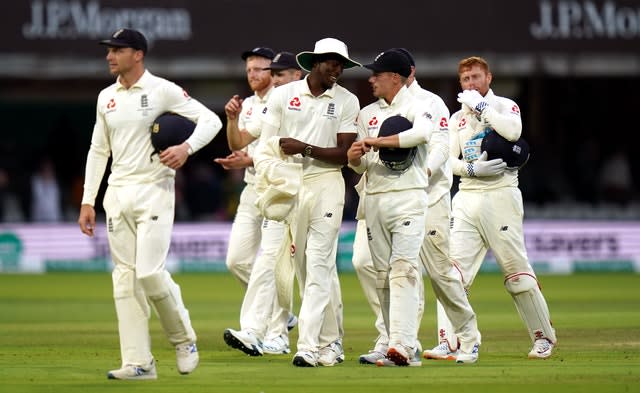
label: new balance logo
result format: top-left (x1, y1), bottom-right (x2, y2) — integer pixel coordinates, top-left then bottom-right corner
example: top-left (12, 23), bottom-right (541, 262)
top-left (324, 212), bottom-right (333, 218)
top-left (500, 226), bottom-right (509, 231)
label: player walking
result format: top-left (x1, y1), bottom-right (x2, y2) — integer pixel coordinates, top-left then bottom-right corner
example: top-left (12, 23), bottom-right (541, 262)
top-left (219, 51), bottom-right (303, 356)
top-left (78, 28), bottom-right (222, 380)
top-left (440, 56), bottom-right (557, 359)
top-left (254, 38), bottom-right (360, 367)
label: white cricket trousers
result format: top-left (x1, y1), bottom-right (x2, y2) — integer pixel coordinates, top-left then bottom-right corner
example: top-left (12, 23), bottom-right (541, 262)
top-left (103, 179), bottom-right (196, 367)
top-left (365, 189), bottom-right (427, 352)
top-left (420, 194), bottom-right (480, 351)
top-left (226, 184), bottom-right (263, 287)
top-left (240, 218), bottom-right (290, 340)
top-left (450, 186), bottom-right (532, 285)
top-left (296, 171), bottom-right (344, 353)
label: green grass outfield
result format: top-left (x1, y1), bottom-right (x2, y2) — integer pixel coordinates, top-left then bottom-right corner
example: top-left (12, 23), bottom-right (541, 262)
top-left (1, 272), bottom-right (638, 393)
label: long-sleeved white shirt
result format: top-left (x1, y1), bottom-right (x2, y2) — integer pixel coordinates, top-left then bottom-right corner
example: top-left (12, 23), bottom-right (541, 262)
top-left (450, 88), bottom-right (522, 191)
top-left (351, 86), bottom-right (443, 195)
top-left (408, 80), bottom-right (452, 207)
top-left (81, 70), bottom-right (222, 206)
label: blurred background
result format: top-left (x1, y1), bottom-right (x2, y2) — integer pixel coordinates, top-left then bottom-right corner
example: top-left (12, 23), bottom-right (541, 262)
top-left (1, 0), bottom-right (639, 225)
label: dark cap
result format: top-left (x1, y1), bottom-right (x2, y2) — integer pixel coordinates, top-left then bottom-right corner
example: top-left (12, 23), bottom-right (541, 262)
top-left (99, 28), bottom-right (148, 54)
top-left (241, 47), bottom-right (276, 61)
top-left (267, 52), bottom-right (301, 70)
top-left (391, 48), bottom-right (415, 67)
top-left (364, 50), bottom-right (411, 77)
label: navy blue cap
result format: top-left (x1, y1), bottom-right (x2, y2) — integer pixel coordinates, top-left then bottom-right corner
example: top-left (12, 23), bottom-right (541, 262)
top-left (364, 50), bottom-right (411, 77)
top-left (241, 47), bottom-right (276, 60)
top-left (100, 28), bottom-right (148, 54)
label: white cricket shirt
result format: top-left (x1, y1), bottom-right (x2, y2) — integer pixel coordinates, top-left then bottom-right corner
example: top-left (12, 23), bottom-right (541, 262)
top-left (261, 75), bottom-right (359, 177)
top-left (240, 87), bottom-right (273, 185)
top-left (81, 70), bottom-right (222, 206)
top-left (450, 89), bottom-right (522, 191)
top-left (353, 86), bottom-right (442, 195)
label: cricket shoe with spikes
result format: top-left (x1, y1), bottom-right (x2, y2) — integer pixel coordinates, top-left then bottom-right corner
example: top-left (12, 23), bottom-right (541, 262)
top-left (223, 328), bottom-right (263, 356)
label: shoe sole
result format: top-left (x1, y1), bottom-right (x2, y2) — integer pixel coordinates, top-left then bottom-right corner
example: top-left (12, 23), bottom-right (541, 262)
top-left (223, 330), bottom-right (263, 356)
top-left (263, 348), bottom-right (291, 355)
top-left (528, 352), bottom-right (552, 359)
top-left (359, 356), bottom-right (378, 365)
top-left (423, 352), bottom-right (457, 360)
top-left (386, 348), bottom-right (410, 366)
top-left (292, 355), bottom-right (317, 367)
top-left (107, 372), bottom-right (157, 380)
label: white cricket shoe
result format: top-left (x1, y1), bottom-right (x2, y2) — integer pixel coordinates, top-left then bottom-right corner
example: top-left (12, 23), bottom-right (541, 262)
top-left (376, 346), bottom-right (422, 367)
top-left (223, 328), bottom-right (263, 356)
top-left (292, 351), bottom-right (318, 367)
top-left (456, 343), bottom-right (479, 364)
top-left (176, 341), bottom-right (199, 374)
top-left (107, 360), bottom-right (157, 380)
top-left (528, 338), bottom-right (554, 359)
top-left (423, 341), bottom-right (458, 360)
top-left (263, 334), bottom-right (291, 355)
top-left (359, 350), bottom-right (386, 365)
top-left (287, 313), bottom-right (298, 331)
top-left (318, 341), bottom-right (345, 366)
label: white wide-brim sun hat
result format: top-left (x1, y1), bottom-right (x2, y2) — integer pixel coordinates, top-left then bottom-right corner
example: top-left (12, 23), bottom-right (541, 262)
top-left (296, 37), bottom-right (361, 72)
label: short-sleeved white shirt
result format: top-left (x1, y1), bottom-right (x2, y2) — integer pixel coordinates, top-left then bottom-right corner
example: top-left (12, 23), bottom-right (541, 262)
top-left (262, 76), bottom-right (359, 177)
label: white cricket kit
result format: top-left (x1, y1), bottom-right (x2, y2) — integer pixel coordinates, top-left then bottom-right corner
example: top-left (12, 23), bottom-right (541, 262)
top-left (226, 88), bottom-right (274, 287)
top-left (351, 86), bottom-right (434, 353)
top-left (228, 88), bottom-right (291, 340)
top-left (82, 70), bottom-right (221, 366)
top-left (449, 89), bottom-right (556, 345)
top-left (409, 81), bottom-right (478, 350)
top-left (257, 76), bottom-right (359, 353)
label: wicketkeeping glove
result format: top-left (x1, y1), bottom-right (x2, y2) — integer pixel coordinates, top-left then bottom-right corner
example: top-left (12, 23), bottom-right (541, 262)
top-left (457, 90), bottom-right (489, 114)
top-left (466, 151), bottom-right (506, 177)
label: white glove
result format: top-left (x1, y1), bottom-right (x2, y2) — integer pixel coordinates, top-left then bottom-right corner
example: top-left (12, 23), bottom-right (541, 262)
top-left (466, 151), bottom-right (506, 177)
top-left (457, 90), bottom-right (488, 114)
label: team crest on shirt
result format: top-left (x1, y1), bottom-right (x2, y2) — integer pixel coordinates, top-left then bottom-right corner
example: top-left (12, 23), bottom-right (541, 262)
top-left (322, 102), bottom-right (338, 119)
top-left (138, 94), bottom-right (151, 116)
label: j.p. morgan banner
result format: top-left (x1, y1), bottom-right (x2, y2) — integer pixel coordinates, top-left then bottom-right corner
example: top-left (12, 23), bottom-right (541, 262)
top-left (3, 0), bottom-right (639, 57)
top-left (0, 221), bottom-right (639, 273)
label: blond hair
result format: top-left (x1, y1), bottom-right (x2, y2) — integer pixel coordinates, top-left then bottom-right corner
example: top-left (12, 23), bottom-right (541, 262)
top-left (458, 56), bottom-right (490, 76)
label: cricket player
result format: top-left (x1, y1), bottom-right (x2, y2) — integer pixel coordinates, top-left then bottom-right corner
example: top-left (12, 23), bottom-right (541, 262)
top-left (447, 56), bottom-right (557, 359)
top-left (216, 46), bottom-right (275, 291)
top-left (348, 49), bottom-right (480, 366)
top-left (219, 51), bottom-right (303, 356)
top-left (77, 28), bottom-right (222, 380)
top-left (354, 49), bottom-right (480, 365)
top-left (254, 37), bottom-right (360, 367)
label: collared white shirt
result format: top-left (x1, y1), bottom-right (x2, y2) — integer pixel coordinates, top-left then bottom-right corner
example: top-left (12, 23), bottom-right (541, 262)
top-left (81, 70), bottom-right (222, 205)
top-left (240, 87), bottom-right (273, 185)
top-left (354, 86), bottom-right (442, 195)
top-left (408, 80), bottom-right (452, 207)
top-left (450, 89), bottom-right (522, 191)
top-left (261, 75), bottom-right (359, 177)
